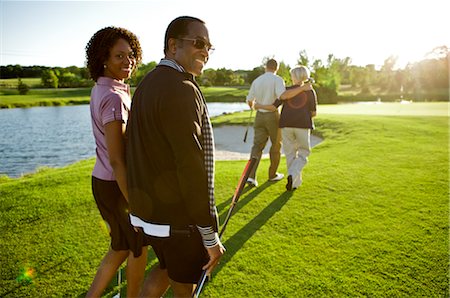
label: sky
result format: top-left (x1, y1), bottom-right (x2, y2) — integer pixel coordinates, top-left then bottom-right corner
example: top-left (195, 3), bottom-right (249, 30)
top-left (1, 0), bottom-right (449, 71)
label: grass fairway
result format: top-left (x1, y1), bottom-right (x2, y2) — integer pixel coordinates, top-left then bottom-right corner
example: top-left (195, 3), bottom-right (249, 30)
top-left (0, 112), bottom-right (448, 297)
top-left (0, 86), bottom-right (246, 108)
top-left (206, 114), bottom-right (448, 297)
top-left (0, 88), bottom-right (92, 108)
top-left (0, 78), bottom-right (42, 88)
top-left (319, 101), bottom-right (449, 117)
top-left (202, 86), bottom-right (248, 102)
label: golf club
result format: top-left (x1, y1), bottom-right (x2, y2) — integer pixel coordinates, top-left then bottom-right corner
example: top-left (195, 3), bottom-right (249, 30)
top-left (112, 267), bottom-right (122, 298)
top-left (243, 109), bottom-right (253, 143)
top-left (193, 157), bottom-right (257, 298)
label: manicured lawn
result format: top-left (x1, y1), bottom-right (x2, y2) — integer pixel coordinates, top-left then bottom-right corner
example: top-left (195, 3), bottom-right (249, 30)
top-left (206, 114), bottom-right (448, 297)
top-left (202, 86), bottom-right (248, 102)
top-left (318, 101), bottom-right (449, 117)
top-left (0, 77), bottom-right (42, 88)
top-left (0, 111), bottom-right (448, 297)
top-left (0, 86), bottom-right (246, 108)
top-left (0, 88), bottom-right (92, 108)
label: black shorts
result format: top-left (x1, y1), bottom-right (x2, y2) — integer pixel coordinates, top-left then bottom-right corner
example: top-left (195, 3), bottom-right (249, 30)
top-left (91, 176), bottom-right (150, 257)
top-left (149, 226), bottom-right (209, 284)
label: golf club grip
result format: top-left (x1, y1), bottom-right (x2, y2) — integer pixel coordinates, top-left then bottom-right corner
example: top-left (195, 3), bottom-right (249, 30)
top-left (243, 109), bottom-right (253, 143)
top-left (230, 157), bottom-right (256, 203)
top-left (193, 158), bottom-right (257, 298)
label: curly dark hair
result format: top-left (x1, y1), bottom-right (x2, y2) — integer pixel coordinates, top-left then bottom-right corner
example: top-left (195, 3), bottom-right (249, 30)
top-left (85, 26), bottom-right (142, 82)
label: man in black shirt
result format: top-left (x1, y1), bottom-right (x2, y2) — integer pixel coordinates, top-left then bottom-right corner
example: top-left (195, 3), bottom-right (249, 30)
top-left (126, 16), bottom-right (225, 297)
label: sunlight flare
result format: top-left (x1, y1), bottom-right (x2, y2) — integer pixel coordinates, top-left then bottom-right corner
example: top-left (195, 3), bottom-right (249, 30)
top-left (16, 266), bottom-right (36, 284)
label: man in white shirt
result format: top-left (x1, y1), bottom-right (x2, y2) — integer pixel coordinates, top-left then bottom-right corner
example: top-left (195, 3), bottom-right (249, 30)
top-left (245, 59), bottom-right (286, 186)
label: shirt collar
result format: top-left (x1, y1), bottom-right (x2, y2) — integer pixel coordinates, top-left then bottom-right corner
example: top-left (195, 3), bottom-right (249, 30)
top-left (96, 77), bottom-right (129, 92)
top-left (158, 58), bottom-right (186, 73)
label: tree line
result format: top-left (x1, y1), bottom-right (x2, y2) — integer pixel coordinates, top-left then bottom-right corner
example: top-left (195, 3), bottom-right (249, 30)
top-left (1, 45), bottom-right (448, 102)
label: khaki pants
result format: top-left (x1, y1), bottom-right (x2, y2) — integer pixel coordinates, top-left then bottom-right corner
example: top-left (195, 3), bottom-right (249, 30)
top-left (249, 111), bottom-right (281, 180)
top-left (282, 127), bottom-right (311, 188)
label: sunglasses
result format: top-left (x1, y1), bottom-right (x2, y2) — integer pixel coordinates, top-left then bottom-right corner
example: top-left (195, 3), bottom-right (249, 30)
top-left (179, 38), bottom-right (215, 53)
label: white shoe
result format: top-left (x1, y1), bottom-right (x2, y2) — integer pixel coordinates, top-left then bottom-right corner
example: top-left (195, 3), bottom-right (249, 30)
top-left (269, 173), bottom-right (284, 181)
top-left (246, 177), bottom-right (258, 187)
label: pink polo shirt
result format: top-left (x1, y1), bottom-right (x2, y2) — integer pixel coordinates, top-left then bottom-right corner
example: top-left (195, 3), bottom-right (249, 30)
top-left (90, 77), bottom-right (131, 181)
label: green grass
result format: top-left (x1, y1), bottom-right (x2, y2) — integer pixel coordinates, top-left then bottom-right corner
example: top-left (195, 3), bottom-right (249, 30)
top-left (337, 85), bottom-right (449, 102)
top-left (206, 114), bottom-right (449, 297)
top-left (0, 78), bottom-right (42, 88)
top-left (0, 86), bottom-right (247, 108)
top-left (201, 86), bottom-right (248, 102)
top-left (319, 101), bottom-right (449, 117)
top-left (0, 88), bottom-right (92, 108)
top-left (0, 111), bottom-right (448, 297)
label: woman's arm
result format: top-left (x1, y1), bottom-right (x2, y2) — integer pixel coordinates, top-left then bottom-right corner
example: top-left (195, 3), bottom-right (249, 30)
top-left (254, 102), bottom-right (277, 111)
top-left (280, 83), bottom-right (312, 100)
top-left (104, 121), bottom-right (128, 200)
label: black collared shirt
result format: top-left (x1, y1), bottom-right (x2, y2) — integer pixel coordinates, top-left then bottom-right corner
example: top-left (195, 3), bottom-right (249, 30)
top-left (274, 87), bottom-right (317, 129)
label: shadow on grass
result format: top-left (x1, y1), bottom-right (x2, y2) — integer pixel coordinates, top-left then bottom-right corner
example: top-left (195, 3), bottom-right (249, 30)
top-left (217, 181), bottom-right (272, 224)
top-left (215, 180), bottom-right (257, 212)
top-left (215, 189), bottom-right (294, 275)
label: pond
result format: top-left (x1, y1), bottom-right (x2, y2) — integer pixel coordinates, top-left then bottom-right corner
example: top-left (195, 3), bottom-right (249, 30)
top-left (0, 102), bottom-right (248, 178)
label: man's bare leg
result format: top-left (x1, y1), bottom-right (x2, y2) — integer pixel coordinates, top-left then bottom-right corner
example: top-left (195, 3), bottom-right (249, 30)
top-left (170, 279), bottom-right (195, 298)
top-left (139, 265), bottom-right (170, 297)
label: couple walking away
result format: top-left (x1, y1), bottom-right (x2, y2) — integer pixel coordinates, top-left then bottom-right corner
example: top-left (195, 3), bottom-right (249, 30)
top-left (246, 59), bottom-right (318, 191)
top-left (85, 16), bottom-right (224, 297)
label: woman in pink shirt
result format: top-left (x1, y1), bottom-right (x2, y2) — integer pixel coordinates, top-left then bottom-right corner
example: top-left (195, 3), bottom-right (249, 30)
top-left (85, 26), bottom-right (149, 297)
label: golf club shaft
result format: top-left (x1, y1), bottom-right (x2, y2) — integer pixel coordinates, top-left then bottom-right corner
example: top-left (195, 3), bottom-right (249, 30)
top-left (193, 158), bottom-right (257, 298)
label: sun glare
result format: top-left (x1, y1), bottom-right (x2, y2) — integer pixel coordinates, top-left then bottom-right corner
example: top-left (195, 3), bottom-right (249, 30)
top-left (16, 266), bottom-right (36, 284)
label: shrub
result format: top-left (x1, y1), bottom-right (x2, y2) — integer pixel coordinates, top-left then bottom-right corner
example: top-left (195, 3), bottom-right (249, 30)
top-left (17, 78), bottom-right (30, 95)
top-left (41, 69), bottom-right (58, 88)
top-left (315, 85), bottom-right (338, 104)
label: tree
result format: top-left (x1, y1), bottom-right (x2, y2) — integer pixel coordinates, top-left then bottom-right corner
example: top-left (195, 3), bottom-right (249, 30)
top-left (403, 46), bottom-right (449, 100)
top-left (17, 78), bottom-right (30, 95)
top-left (214, 68), bottom-right (231, 85)
top-left (228, 72), bottom-right (245, 86)
top-left (297, 50), bottom-right (310, 68)
top-left (246, 66), bottom-right (264, 84)
top-left (379, 55), bottom-right (399, 91)
top-left (425, 45), bottom-right (449, 60)
top-left (348, 65), bottom-right (370, 93)
top-left (57, 72), bottom-right (79, 88)
top-left (131, 61), bottom-right (157, 86)
top-left (309, 54), bottom-right (342, 103)
top-left (198, 68), bottom-right (216, 86)
top-left (1, 65), bottom-right (23, 79)
top-left (41, 69), bottom-right (58, 88)
top-left (277, 61), bottom-right (291, 85)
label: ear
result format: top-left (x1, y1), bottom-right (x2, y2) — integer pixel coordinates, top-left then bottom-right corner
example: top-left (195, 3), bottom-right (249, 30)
top-left (168, 38), bottom-right (178, 55)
